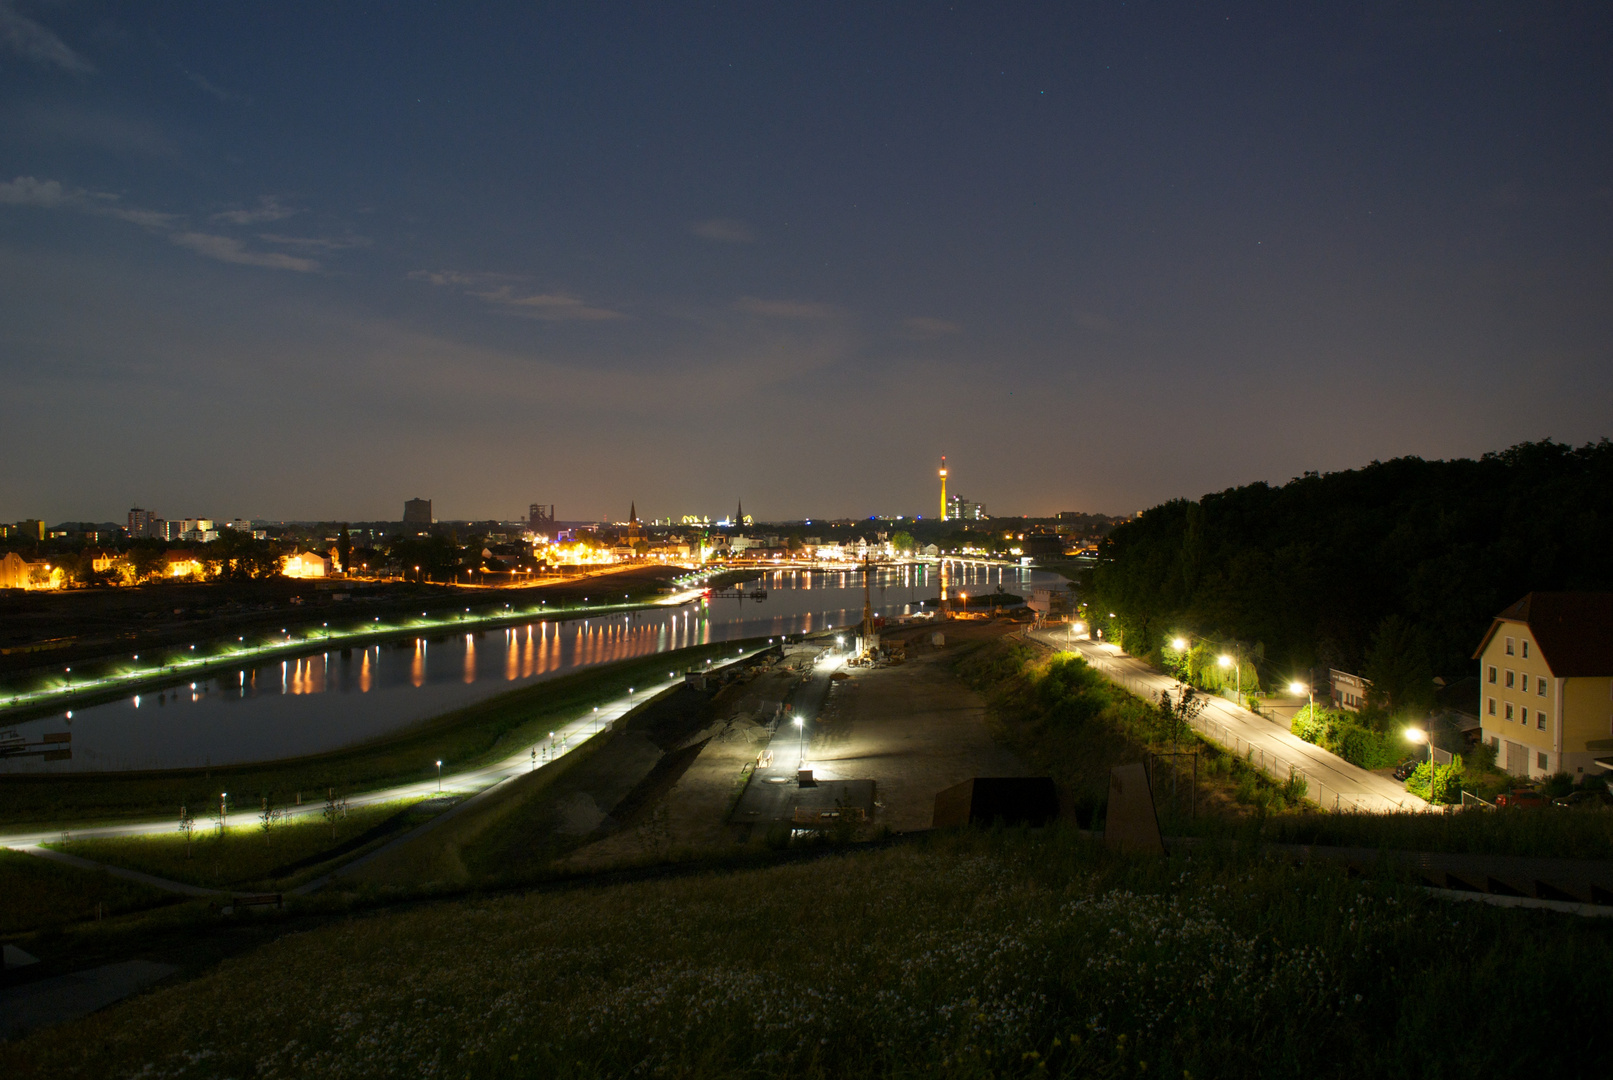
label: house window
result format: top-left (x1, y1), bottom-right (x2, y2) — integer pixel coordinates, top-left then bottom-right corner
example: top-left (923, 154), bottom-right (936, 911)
top-left (1505, 670), bottom-right (1515, 688)
top-left (1538, 680), bottom-right (1547, 697)
top-left (1537, 712), bottom-right (1547, 731)
top-left (1505, 637), bottom-right (1515, 655)
top-left (1505, 703), bottom-right (1514, 721)
top-left (1487, 698), bottom-right (1496, 715)
top-left (1520, 708), bottom-right (1528, 726)
top-left (1522, 640), bottom-right (1530, 658)
top-left (1538, 752), bottom-right (1548, 770)
top-left (1519, 674), bottom-right (1529, 693)
top-left (1488, 666), bottom-right (1497, 684)
top-left (1490, 735), bottom-right (1500, 750)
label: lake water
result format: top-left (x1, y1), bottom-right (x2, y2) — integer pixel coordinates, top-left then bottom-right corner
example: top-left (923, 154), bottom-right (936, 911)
top-left (1, 563), bottom-right (1059, 772)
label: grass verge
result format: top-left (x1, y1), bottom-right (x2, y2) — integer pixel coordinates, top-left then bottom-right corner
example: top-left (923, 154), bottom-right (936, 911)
top-left (0, 848), bottom-right (173, 935)
top-left (47, 798), bottom-right (447, 892)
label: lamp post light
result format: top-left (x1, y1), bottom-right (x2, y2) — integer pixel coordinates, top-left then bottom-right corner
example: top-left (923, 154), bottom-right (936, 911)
top-left (436, 759), bottom-right (442, 792)
top-left (1405, 726), bottom-right (1434, 804)
top-left (1289, 680), bottom-right (1314, 723)
top-left (1218, 652), bottom-right (1241, 705)
top-left (794, 715), bottom-right (805, 769)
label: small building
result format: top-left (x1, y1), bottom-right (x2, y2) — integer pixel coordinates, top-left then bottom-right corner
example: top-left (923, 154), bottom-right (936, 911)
top-left (1330, 669), bottom-right (1371, 712)
top-left (1027, 586), bottom-right (1073, 618)
top-left (163, 552), bottom-right (204, 580)
top-left (921, 543), bottom-right (940, 558)
top-left (1473, 592), bottom-right (1613, 781)
top-left (282, 551), bottom-right (332, 579)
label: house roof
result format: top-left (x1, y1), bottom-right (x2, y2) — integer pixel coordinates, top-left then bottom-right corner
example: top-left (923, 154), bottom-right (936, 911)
top-left (1472, 592), bottom-right (1613, 677)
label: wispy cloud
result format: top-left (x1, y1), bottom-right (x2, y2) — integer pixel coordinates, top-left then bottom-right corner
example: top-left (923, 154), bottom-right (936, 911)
top-left (0, 174), bottom-right (178, 227)
top-left (260, 233), bottom-right (371, 251)
top-left (212, 196), bottom-right (298, 225)
top-left (170, 233), bottom-right (320, 272)
top-left (1, 176), bottom-right (326, 272)
top-left (902, 316), bottom-right (963, 339)
top-left (736, 296), bottom-right (838, 320)
top-left (691, 218), bottom-right (754, 244)
top-left (0, 1), bottom-right (94, 74)
top-left (411, 270), bottom-right (626, 321)
top-left (474, 287), bottom-right (626, 321)
top-left (0, 174), bottom-right (68, 207)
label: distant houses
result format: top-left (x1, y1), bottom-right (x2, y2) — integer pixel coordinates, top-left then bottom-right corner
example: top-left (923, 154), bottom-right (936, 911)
top-left (1474, 592), bottom-right (1613, 782)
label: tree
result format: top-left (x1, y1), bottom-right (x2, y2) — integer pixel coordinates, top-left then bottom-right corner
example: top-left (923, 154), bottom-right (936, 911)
top-left (178, 804), bottom-right (196, 859)
top-left (337, 525), bottom-right (352, 574)
top-left (323, 787), bottom-right (342, 839)
top-left (891, 531), bottom-right (916, 553)
top-left (259, 795), bottom-right (282, 843)
top-left (1363, 615), bottom-right (1435, 720)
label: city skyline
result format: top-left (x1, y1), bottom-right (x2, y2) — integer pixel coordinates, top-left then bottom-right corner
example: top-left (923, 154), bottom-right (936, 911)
top-left (3, 4), bottom-right (1611, 522)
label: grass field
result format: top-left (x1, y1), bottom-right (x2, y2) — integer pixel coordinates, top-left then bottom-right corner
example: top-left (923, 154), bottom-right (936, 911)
top-left (4, 827), bottom-right (1610, 1079)
top-left (0, 848), bottom-right (172, 935)
top-left (0, 638), bottom-right (758, 828)
top-left (48, 798), bottom-right (444, 891)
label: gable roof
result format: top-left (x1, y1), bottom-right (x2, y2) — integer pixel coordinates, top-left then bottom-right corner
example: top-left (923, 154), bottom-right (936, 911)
top-left (1472, 592), bottom-right (1613, 677)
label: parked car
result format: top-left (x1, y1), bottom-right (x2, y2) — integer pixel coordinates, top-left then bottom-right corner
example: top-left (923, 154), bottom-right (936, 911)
top-left (1552, 789), bottom-right (1613, 809)
top-left (1495, 789), bottom-right (1545, 809)
top-left (1392, 758), bottom-right (1423, 781)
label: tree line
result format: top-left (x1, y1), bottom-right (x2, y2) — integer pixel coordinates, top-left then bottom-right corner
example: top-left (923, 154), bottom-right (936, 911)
top-left (1087, 440), bottom-right (1613, 700)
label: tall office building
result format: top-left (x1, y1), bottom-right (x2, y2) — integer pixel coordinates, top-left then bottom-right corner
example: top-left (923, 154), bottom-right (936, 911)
top-left (403, 498), bottom-right (433, 525)
top-left (127, 508), bottom-right (158, 538)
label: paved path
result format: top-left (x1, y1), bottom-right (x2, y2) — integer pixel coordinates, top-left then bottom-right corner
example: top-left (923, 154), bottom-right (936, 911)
top-left (1028, 629), bottom-right (1428, 813)
top-left (0, 647), bottom-right (774, 867)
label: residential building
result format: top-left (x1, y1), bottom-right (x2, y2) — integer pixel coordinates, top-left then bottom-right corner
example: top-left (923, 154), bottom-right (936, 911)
top-left (1330, 670), bottom-right (1371, 712)
top-left (946, 494), bottom-right (986, 521)
top-left (128, 508), bottom-right (159, 538)
top-left (1473, 592), bottom-right (1613, 781)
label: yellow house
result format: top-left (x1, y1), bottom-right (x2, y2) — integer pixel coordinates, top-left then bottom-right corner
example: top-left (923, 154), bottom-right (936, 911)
top-left (1473, 592), bottom-right (1613, 781)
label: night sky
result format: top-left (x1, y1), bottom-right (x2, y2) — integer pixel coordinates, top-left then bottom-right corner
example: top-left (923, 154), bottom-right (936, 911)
top-left (3, 3), bottom-right (1610, 524)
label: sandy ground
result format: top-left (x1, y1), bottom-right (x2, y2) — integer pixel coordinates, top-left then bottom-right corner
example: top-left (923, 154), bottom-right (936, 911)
top-left (563, 623), bottom-right (1029, 866)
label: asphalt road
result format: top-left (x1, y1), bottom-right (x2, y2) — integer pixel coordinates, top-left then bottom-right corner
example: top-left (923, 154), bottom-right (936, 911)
top-left (1029, 628), bottom-right (1429, 813)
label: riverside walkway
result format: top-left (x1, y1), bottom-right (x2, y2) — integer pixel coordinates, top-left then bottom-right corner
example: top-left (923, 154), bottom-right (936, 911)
top-left (1027, 628), bottom-right (1428, 814)
top-left (0, 645), bottom-right (775, 875)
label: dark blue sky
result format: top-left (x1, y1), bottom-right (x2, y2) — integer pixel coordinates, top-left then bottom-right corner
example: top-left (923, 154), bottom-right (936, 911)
top-left (3, 2), bottom-right (1610, 523)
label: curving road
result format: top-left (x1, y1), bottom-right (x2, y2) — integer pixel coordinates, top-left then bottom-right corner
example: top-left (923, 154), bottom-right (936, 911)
top-left (1028, 628), bottom-right (1428, 813)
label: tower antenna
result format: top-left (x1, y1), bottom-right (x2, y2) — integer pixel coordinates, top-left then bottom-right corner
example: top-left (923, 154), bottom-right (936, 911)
top-left (939, 456), bottom-right (948, 520)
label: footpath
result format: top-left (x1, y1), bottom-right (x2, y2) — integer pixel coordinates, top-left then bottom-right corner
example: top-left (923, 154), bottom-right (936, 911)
top-left (0, 645), bottom-right (776, 885)
top-left (1026, 628), bottom-right (1428, 813)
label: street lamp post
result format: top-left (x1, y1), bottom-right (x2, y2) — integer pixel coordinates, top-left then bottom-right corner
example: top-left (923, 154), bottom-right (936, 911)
top-left (1289, 680), bottom-right (1314, 724)
top-left (1218, 651), bottom-right (1241, 706)
top-left (794, 716), bottom-right (805, 770)
top-left (436, 759), bottom-right (442, 792)
top-left (1405, 726), bottom-right (1434, 805)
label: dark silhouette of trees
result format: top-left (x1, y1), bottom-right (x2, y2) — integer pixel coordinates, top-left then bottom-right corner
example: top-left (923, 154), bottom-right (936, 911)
top-left (1090, 440), bottom-right (1613, 679)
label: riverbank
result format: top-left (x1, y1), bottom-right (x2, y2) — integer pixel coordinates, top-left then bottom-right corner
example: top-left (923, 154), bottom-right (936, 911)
top-left (0, 637), bottom-right (762, 828)
top-left (0, 565), bottom-right (688, 723)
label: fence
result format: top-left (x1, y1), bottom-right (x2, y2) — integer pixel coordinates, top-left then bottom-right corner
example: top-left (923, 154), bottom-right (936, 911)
top-left (1068, 640), bottom-right (1424, 814)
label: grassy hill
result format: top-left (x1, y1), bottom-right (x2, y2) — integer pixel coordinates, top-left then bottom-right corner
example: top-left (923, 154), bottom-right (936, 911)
top-left (5, 827), bottom-right (1610, 1078)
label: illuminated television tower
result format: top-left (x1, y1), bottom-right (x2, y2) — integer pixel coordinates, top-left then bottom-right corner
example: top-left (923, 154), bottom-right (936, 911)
top-left (939, 455), bottom-right (948, 520)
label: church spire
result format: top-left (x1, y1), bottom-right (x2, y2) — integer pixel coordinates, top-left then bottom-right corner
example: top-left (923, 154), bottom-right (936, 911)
top-left (736, 499), bottom-right (743, 527)
top-left (629, 501), bottom-right (637, 524)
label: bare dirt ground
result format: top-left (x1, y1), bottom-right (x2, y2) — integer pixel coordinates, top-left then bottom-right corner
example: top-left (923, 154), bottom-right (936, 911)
top-left (562, 622), bottom-right (1030, 867)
